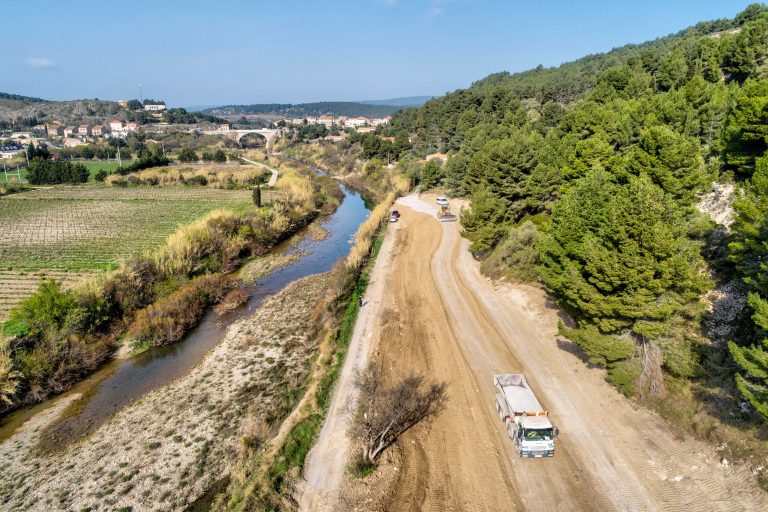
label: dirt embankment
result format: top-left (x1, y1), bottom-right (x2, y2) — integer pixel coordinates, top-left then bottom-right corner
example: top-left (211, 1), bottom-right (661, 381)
top-left (331, 197), bottom-right (768, 512)
top-left (0, 273), bottom-right (328, 512)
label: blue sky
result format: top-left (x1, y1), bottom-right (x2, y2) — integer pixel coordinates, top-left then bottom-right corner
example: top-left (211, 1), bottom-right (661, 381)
top-left (1, 0), bottom-right (757, 106)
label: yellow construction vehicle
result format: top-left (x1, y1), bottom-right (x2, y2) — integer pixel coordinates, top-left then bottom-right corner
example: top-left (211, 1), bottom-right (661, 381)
top-left (437, 203), bottom-right (457, 222)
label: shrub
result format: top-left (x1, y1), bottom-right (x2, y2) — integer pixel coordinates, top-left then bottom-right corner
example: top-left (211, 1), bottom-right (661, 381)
top-left (187, 174), bottom-right (208, 186)
top-left (95, 170), bottom-right (108, 182)
top-left (177, 148), bottom-right (198, 163)
top-left (480, 221), bottom-right (541, 282)
top-left (5, 279), bottom-right (77, 337)
top-left (128, 274), bottom-right (235, 351)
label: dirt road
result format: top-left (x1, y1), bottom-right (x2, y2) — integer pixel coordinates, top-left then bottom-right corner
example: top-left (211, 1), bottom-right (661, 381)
top-left (241, 156), bottom-right (279, 187)
top-left (299, 218), bottom-right (397, 511)
top-left (303, 194), bottom-right (768, 511)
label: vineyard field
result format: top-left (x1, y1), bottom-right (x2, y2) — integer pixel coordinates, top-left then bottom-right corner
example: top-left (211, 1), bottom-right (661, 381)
top-left (0, 269), bottom-right (100, 321)
top-left (0, 186), bottom-right (253, 271)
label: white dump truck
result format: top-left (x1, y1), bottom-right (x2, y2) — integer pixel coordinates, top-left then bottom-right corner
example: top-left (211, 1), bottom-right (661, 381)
top-left (494, 374), bottom-right (558, 458)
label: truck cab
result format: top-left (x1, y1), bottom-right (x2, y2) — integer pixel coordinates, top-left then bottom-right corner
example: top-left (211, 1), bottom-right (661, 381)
top-left (510, 414), bottom-right (556, 458)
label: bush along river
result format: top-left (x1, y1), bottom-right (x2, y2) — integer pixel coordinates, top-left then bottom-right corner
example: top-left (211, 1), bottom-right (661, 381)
top-left (0, 184), bottom-right (370, 449)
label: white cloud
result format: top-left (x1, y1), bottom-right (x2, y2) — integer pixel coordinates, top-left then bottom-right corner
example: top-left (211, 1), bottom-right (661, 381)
top-left (426, 6), bottom-right (443, 19)
top-left (26, 57), bottom-right (56, 69)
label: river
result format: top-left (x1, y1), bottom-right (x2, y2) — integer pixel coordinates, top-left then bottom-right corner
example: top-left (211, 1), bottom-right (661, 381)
top-left (0, 183), bottom-right (370, 448)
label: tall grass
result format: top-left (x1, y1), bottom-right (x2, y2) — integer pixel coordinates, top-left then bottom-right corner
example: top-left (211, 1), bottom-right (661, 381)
top-left (106, 165), bottom-right (267, 188)
top-left (346, 192), bottom-right (395, 270)
top-left (157, 210), bottom-right (228, 276)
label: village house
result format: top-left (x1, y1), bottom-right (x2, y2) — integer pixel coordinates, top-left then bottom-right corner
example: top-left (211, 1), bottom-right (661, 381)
top-left (144, 103), bottom-right (167, 111)
top-left (372, 116), bottom-right (392, 126)
top-left (64, 138), bottom-right (84, 147)
top-left (124, 122), bottom-right (140, 133)
top-left (109, 120), bottom-right (124, 133)
top-left (317, 115), bottom-right (335, 127)
top-left (91, 125), bottom-right (107, 137)
top-left (46, 123), bottom-right (64, 137)
top-left (64, 126), bottom-right (77, 137)
top-left (344, 117), bottom-right (369, 128)
top-left (356, 126), bottom-right (376, 133)
top-left (0, 144), bottom-right (24, 159)
top-left (10, 131), bottom-right (34, 140)
top-left (78, 125), bottom-right (91, 136)
top-left (305, 116), bottom-right (318, 124)
top-left (117, 100), bottom-right (129, 107)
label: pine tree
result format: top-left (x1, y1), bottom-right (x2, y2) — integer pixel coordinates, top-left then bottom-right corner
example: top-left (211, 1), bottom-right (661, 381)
top-left (539, 171), bottom-right (708, 395)
top-left (728, 155), bottom-right (768, 418)
top-left (728, 293), bottom-right (768, 417)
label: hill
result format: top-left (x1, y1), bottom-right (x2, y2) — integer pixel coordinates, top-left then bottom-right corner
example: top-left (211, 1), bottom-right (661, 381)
top-left (0, 92), bottom-right (46, 103)
top-left (0, 95), bottom-right (222, 128)
top-left (202, 101), bottom-right (403, 119)
top-left (358, 96), bottom-right (433, 107)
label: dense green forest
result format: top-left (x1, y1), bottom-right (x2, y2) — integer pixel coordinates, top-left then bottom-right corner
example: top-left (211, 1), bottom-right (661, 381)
top-left (203, 101), bottom-right (401, 118)
top-left (378, 4), bottom-right (768, 422)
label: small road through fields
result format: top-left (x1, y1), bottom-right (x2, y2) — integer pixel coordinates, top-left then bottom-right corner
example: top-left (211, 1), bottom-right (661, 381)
top-left (301, 194), bottom-right (768, 511)
top-left (241, 156), bottom-right (279, 187)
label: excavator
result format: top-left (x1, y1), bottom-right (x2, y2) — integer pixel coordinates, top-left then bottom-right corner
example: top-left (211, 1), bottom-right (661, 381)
top-left (437, 203), bottom-right (457, 222)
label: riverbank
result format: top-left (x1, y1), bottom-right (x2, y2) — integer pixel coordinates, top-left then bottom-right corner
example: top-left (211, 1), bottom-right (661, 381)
top-left (0, 163), bottom-right (340, 418)
top-left (0, 272), bottom-right (330, 511)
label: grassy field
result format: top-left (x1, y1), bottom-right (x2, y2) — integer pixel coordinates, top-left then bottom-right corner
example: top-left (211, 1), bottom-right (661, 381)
top-left (79, 160), bottom-right (125, 178)
top-left (0, 185), bottom-right (253, 271)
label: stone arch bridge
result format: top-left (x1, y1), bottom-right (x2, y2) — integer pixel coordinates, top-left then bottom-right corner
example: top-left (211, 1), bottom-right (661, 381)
top-left (201, 128), bottom-right (282, 149)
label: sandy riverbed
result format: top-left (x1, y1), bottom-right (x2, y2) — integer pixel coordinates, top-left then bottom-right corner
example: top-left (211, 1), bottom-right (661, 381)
top-left (0, 273), bottom-right (328, 511)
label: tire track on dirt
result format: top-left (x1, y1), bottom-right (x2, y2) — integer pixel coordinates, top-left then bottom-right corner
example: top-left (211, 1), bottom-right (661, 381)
top-left (379, 210), bottom-right (524, 512)
top-left (447, 201), bottom-right (768, 512)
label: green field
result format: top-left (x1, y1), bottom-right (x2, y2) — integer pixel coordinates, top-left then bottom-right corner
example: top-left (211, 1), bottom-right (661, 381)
top-left (0, 185), bottom-right (252, 270)
top-left (79, 160), bottom-right (126, 178)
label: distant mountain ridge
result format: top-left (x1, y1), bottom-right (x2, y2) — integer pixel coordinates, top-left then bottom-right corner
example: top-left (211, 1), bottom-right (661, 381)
top-left (357, 96), bottom-right (433, 107)
top-left (0, 92), bottom-right (47, 103)
top-left (202, 101), bottom-right (408, 119)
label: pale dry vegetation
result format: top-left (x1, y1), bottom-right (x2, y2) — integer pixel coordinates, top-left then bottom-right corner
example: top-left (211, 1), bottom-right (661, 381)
top-left (105, 164), bottom-right (270, 189)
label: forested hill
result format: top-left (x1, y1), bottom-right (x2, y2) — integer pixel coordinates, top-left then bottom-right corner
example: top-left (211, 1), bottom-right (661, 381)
top-left (380, 3), bottom-right (768, 425)
top-left (0, 92), bottom-right (46, 103)
top-left (203, 101), bottom-right (402, 118)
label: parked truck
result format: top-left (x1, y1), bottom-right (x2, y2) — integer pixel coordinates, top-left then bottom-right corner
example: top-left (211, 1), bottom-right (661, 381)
top-left (494, 374), bottom-right (558, 458)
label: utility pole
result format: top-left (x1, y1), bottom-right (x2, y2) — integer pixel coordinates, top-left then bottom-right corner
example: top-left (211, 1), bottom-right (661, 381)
top-left (138, 83), bottom-right (143, 104)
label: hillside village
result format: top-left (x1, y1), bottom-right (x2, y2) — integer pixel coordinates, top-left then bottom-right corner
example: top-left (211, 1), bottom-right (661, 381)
top-left (0, 96), bottom-right (392, 162)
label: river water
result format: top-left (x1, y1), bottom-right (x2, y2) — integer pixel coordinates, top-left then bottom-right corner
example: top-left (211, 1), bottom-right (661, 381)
top-left (0, 184), bottom-right (369, 447)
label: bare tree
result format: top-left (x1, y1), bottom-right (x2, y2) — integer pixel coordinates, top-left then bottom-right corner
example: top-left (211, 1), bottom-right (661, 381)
top-left (348, 362), bottom-right (449, 466)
